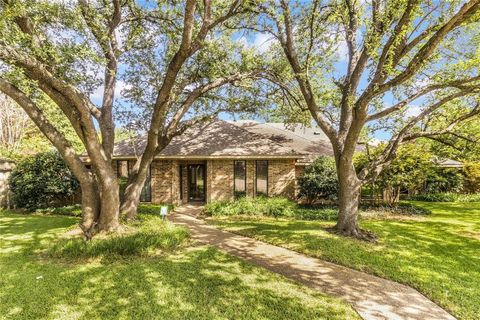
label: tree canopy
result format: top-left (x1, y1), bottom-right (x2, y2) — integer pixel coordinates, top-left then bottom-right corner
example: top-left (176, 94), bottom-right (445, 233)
top-left (243, 0), bottom-right (480, 238)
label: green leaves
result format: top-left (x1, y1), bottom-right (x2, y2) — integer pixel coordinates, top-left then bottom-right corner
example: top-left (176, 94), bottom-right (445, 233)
top-left (9, 151), bottom-right (79, 209)
top-left (298, 156), bottom-right (339, 203)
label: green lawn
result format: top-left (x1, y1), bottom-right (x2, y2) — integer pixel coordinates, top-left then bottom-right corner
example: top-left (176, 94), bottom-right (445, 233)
top-left (209, 202), bottom-right (480, 320)
top-left (0, 211), bottom-right (358, 320)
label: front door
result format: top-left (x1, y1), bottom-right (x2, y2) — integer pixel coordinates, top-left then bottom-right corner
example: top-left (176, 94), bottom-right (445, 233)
top-left (188, 164), bottom-right (205, 202)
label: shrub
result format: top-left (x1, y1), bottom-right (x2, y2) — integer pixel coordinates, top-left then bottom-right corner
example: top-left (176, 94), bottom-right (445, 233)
top-left (36, 204), bottom-right (82, 216)
top-left (355, 143), bottom-right (434, 205)
top-left (50, 218), bottom-right (188, 259)
top-left (463, 162), bottom-right (480, 193)
top-left (9, 152), bottom-right (79, 209)
top-left (425, 167), bottom-right (464, 194)
top-left (410, 192), bottom-right (480, 203)
top-left (410, 193), bottom-right (459, 202)
top-left (456, 194), bottom-right (480, 202)
top-left (138, 203), bottom-right (175, 215)
top-left (205, 197), bottom-right (297, 218)
top-left (297, 156), bottom-right (338, 203)
top-left (360, 202), bottom-right (431, 215)
top-left (34, 203), bottom-right (175, 218)
top-left (205, 197), bottom-right (428, 220)
top-left (295, 206), bottom-right (338, 220)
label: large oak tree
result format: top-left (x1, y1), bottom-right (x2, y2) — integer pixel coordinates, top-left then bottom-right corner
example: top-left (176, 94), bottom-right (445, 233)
top-left (0, 0), bottom-right (260, 238)
top-left (250, 0), bottom-right (480, 239)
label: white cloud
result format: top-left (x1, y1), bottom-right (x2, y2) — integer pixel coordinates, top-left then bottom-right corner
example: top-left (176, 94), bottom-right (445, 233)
top-left (414, 77), bottom-right (432, 88)
top-left (336, 40), bottom-right (349, 61)
top-left (237, 35), bottom-right (249, 49)
top-left (90, 81), bottom-right (131, 103)
top-left (404, 105), bottom-right (422, 118)
top-left (249, 33), bottom-right (275, 54)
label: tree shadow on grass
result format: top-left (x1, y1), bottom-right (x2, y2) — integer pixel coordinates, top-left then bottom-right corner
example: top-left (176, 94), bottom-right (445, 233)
top-left (210, 216), bottom-right (480, 319)
top-left (0, 212), bottom-right (357, 320)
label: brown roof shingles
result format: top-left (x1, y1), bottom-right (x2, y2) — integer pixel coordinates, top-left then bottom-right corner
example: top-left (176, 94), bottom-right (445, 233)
top-left (113, 120), bottom-right (307, 159)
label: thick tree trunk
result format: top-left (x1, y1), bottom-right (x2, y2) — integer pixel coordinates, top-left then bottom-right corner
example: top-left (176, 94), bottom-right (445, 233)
top-left (120, 138), bottom-right (169, 220)
top-left (120, 163), bottom-right (150, 220)
top-left (121, 181), bottom-right (143, 220)
top-left (336, 162), bottom-right (361, 233)
top-left (96, 170), bottom-right (120, 231)
top-left (78, 178), bottom-right (100, 240)
top-left (78, 168), bottom-right (120, 238)
top-left (333, 156), bottom-right (376, 241)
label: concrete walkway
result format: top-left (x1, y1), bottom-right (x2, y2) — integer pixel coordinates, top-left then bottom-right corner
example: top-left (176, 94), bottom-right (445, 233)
top-left (169, 207), bottom-right (456, 320)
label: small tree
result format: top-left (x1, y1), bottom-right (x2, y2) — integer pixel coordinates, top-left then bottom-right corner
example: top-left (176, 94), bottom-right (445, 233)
top-left (463, 162), bottom-right (480, 193)
top-left (424, 167), bottom-right (464, 194)
top-left (356, 143), bottom-right (433, 205)
top-left (9, 151), bottom-right (79, 209)
top-left (298, 156), bottom-right (338, 204)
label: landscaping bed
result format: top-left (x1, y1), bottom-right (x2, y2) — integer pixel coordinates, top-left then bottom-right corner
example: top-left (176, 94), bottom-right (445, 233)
top-left (204, 197), bottom-right (430, 221)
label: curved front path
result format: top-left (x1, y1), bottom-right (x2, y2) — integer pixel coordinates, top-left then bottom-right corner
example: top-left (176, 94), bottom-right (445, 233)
top-left (169, 210), bottom-right (455, 320)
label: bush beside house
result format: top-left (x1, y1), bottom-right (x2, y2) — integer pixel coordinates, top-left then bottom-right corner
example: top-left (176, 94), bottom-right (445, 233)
top-left (9, 151), bottom-right (79, 210)
top-left (297, 156), bottom-right (338, 204)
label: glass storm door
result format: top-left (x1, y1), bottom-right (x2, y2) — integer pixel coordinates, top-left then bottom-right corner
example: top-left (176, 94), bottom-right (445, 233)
top-left (188, 164), bottom-right (205, 201)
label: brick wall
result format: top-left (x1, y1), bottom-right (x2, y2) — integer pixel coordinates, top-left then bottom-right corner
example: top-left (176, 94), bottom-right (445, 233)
top-left (133, 158), bottom-right (297, 205)
top-left (204, 159), bottom-right (296, 202)
top-left (294, 165), bottom-right (305, 198)
top-left (246, 160), bottom-right (255, 198)
top-left (206, 160), bottom-right (234, 202)
top-left (180, 164), bottom-right (188, 204)
top-left (151, 160), bottom-right (174, 204)
top-left (268, 159), bottom-right (296, 199)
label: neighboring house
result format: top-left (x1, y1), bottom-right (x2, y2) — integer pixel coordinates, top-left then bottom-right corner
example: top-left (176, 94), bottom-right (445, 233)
top-left (436, 158), bottom-right (463, 168)
top-left (0, 158), bottom-right (14, 208)
top-left (108, 119), bottom-right (334, 205)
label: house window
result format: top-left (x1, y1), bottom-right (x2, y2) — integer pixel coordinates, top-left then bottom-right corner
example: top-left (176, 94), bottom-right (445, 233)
top-left (234, 160), bottom-right (246, 198)
top-left (256, 160), bottom-right (268, 196)
top-left (140, 165), bottom-right (152, 202)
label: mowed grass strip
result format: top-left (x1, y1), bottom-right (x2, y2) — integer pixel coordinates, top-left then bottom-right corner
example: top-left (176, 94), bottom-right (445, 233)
top-left (0, 210), bottom-right (358, 320)
top-left (209, 202), bottom-right (480, 320)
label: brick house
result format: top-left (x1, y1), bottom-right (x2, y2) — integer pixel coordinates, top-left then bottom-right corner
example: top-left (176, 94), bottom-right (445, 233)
top-left (110, 120), bottom-right (333, 205)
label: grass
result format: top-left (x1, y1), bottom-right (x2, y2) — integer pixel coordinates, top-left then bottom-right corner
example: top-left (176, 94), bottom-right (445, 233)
top-left (49, 215), bottom-right (189, 259)
top-left (0, 210), bottom-right (358, 320)
top-left (209, 201), bottom-right (480, 320)
top-left (34, 203), bottom-right (174, 217)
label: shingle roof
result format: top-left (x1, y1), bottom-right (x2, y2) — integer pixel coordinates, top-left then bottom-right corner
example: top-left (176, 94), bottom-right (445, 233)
top-left (113, 120), bottom-right (311, 159)
top-left (229, 121), bottom-right (334, 163)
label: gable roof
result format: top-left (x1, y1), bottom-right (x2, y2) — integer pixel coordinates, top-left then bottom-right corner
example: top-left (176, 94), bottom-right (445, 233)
top-left (113, 120), bottom-right (312, 159)
top-left (229, 120), bottom-right (334, 163)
